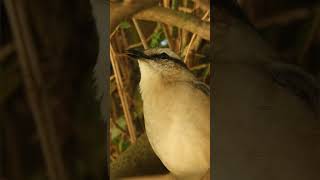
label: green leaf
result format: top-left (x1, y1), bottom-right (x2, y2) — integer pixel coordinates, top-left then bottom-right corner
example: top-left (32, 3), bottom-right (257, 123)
top-left (119, 21), bottom-right (131, 29)
top-left (111, 127), bottom-right (121, 140)
top-left (118, 116), bottom-right (127, 128)
top-left (150, 31), bottom-right (163, 48)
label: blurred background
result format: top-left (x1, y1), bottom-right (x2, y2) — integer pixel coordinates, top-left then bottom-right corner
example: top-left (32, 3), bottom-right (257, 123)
top-left (0, 0), bottom-right (106, 180)
top-left (109, 0), bottom-right (210, 164)
top-left (236, 0), bottom-right (320, 75)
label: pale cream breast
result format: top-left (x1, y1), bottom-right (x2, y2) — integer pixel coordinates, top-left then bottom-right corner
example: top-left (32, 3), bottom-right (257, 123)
top-left (141, 76), bottom-right (210, 178)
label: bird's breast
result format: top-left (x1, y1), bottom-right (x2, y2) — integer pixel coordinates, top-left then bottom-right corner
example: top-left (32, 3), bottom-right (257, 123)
top-left (141, 83), bottom-right (210, 178)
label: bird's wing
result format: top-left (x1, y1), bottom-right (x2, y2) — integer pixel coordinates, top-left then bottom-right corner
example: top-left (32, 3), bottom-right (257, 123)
top-left (192, 80), bottom-right (210, 96)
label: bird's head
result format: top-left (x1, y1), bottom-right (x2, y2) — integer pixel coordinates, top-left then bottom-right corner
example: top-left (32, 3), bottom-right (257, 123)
top-left (126, 48), bottom-right (193, 81)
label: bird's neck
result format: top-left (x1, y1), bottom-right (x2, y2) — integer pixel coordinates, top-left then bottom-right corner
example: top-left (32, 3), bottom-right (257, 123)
top-left (138, 62), bottom-right (195, 101)
top-left (139, 71), bottom-right (164, 101)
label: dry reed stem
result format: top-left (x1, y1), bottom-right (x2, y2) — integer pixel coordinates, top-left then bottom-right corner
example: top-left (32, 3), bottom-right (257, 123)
top-left (184, 10), bottom-right (210, 65)
top-left (127, 24), bottom-right (162, 49)
top-left (162, 0), bottom-right (175, 50)
top-left (162, 24), bottom-right (174, 49)
top-left (132, 18), bottom-right (149, 49)
top-left (163, 0), bottom-right (170, 8)
top-left (110, 25), bottom-right (121, 39)
top-left (190, 63), bottom-right (208, 70)
top-left (178, 7), bottom-right (193, 13)
top-left (110, 44), bottom-right (137, 143)
top-left (180, 0), bottom-right (191, 53)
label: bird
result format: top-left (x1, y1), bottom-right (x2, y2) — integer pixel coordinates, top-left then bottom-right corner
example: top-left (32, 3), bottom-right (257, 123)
top-left (126, 48), bottom-right (210, 180)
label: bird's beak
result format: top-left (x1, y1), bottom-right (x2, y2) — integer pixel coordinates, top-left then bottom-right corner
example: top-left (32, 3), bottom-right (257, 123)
top-left (125, 49), bottom-right (149, 60)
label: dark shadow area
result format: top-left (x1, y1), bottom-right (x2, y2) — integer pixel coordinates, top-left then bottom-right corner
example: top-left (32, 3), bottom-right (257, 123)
top-left (0, 0), bottom-right (106, 179)
top-left (213, 1), bottom-right (320, 179)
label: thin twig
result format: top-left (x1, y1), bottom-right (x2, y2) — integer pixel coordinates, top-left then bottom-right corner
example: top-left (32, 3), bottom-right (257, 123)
top-left (162, 0), bottom-right (175, 50)
top-left (110, 44), bottom-right (137, 143)
top-left (180, 0), bottom-right (191, 53)
top-left (162, 24), bottom-right (174, 49)
top-left (184, 34), bottom-right (197, 64)
top-left (184, 10), bottom-right (210, 65)
top-left (190, 63), bottom-right (208, 71)
top-left (163, 0), bottom-right (170, 8)
top-left (127, 23), bottom-right (161, 49)
top-left (110, 25), bottom-right (121, 39)
top-left (132, 18), bottom-right (148, 49)
top-left (178, 7), bottom-right (193, 13)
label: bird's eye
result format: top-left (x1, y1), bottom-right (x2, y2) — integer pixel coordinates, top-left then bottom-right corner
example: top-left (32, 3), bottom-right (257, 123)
top-left (159, 53), bottom-right (169, 59)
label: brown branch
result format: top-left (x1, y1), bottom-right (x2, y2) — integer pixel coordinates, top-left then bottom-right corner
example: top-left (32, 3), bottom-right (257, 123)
top-left (110, 44), bottom-right (137, 143)
top-left (111, 134), bottom-right (168, 179)
top-left (134, 6), bottom-right (210, 41)
top-left (110, 0), bottom-right (159, 32)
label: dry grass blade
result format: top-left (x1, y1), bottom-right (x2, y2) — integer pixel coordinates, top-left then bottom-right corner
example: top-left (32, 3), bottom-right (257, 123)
top-left (110, 44), bottom-right (137, 143)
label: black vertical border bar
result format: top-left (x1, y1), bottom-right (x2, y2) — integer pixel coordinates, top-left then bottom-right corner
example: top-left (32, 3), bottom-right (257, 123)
top-left (210, 0), bottom-right (215, 179)
top-left (0, 2), bottom-right (2, 178)
top-left (0, 0), bottom-right (2, 43)
top-left (90, 0), bottom-right (110, 179)
top-left (106, 0), bottom-right (110, 176)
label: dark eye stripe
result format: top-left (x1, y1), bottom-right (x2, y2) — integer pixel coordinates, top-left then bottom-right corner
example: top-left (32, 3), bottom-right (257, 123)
top-left (159, 53), bottom-right (169, 59)
top-left (149, 53), bottom-right (188, 69)
top-left (149, 53), bottom-right (169, 60)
